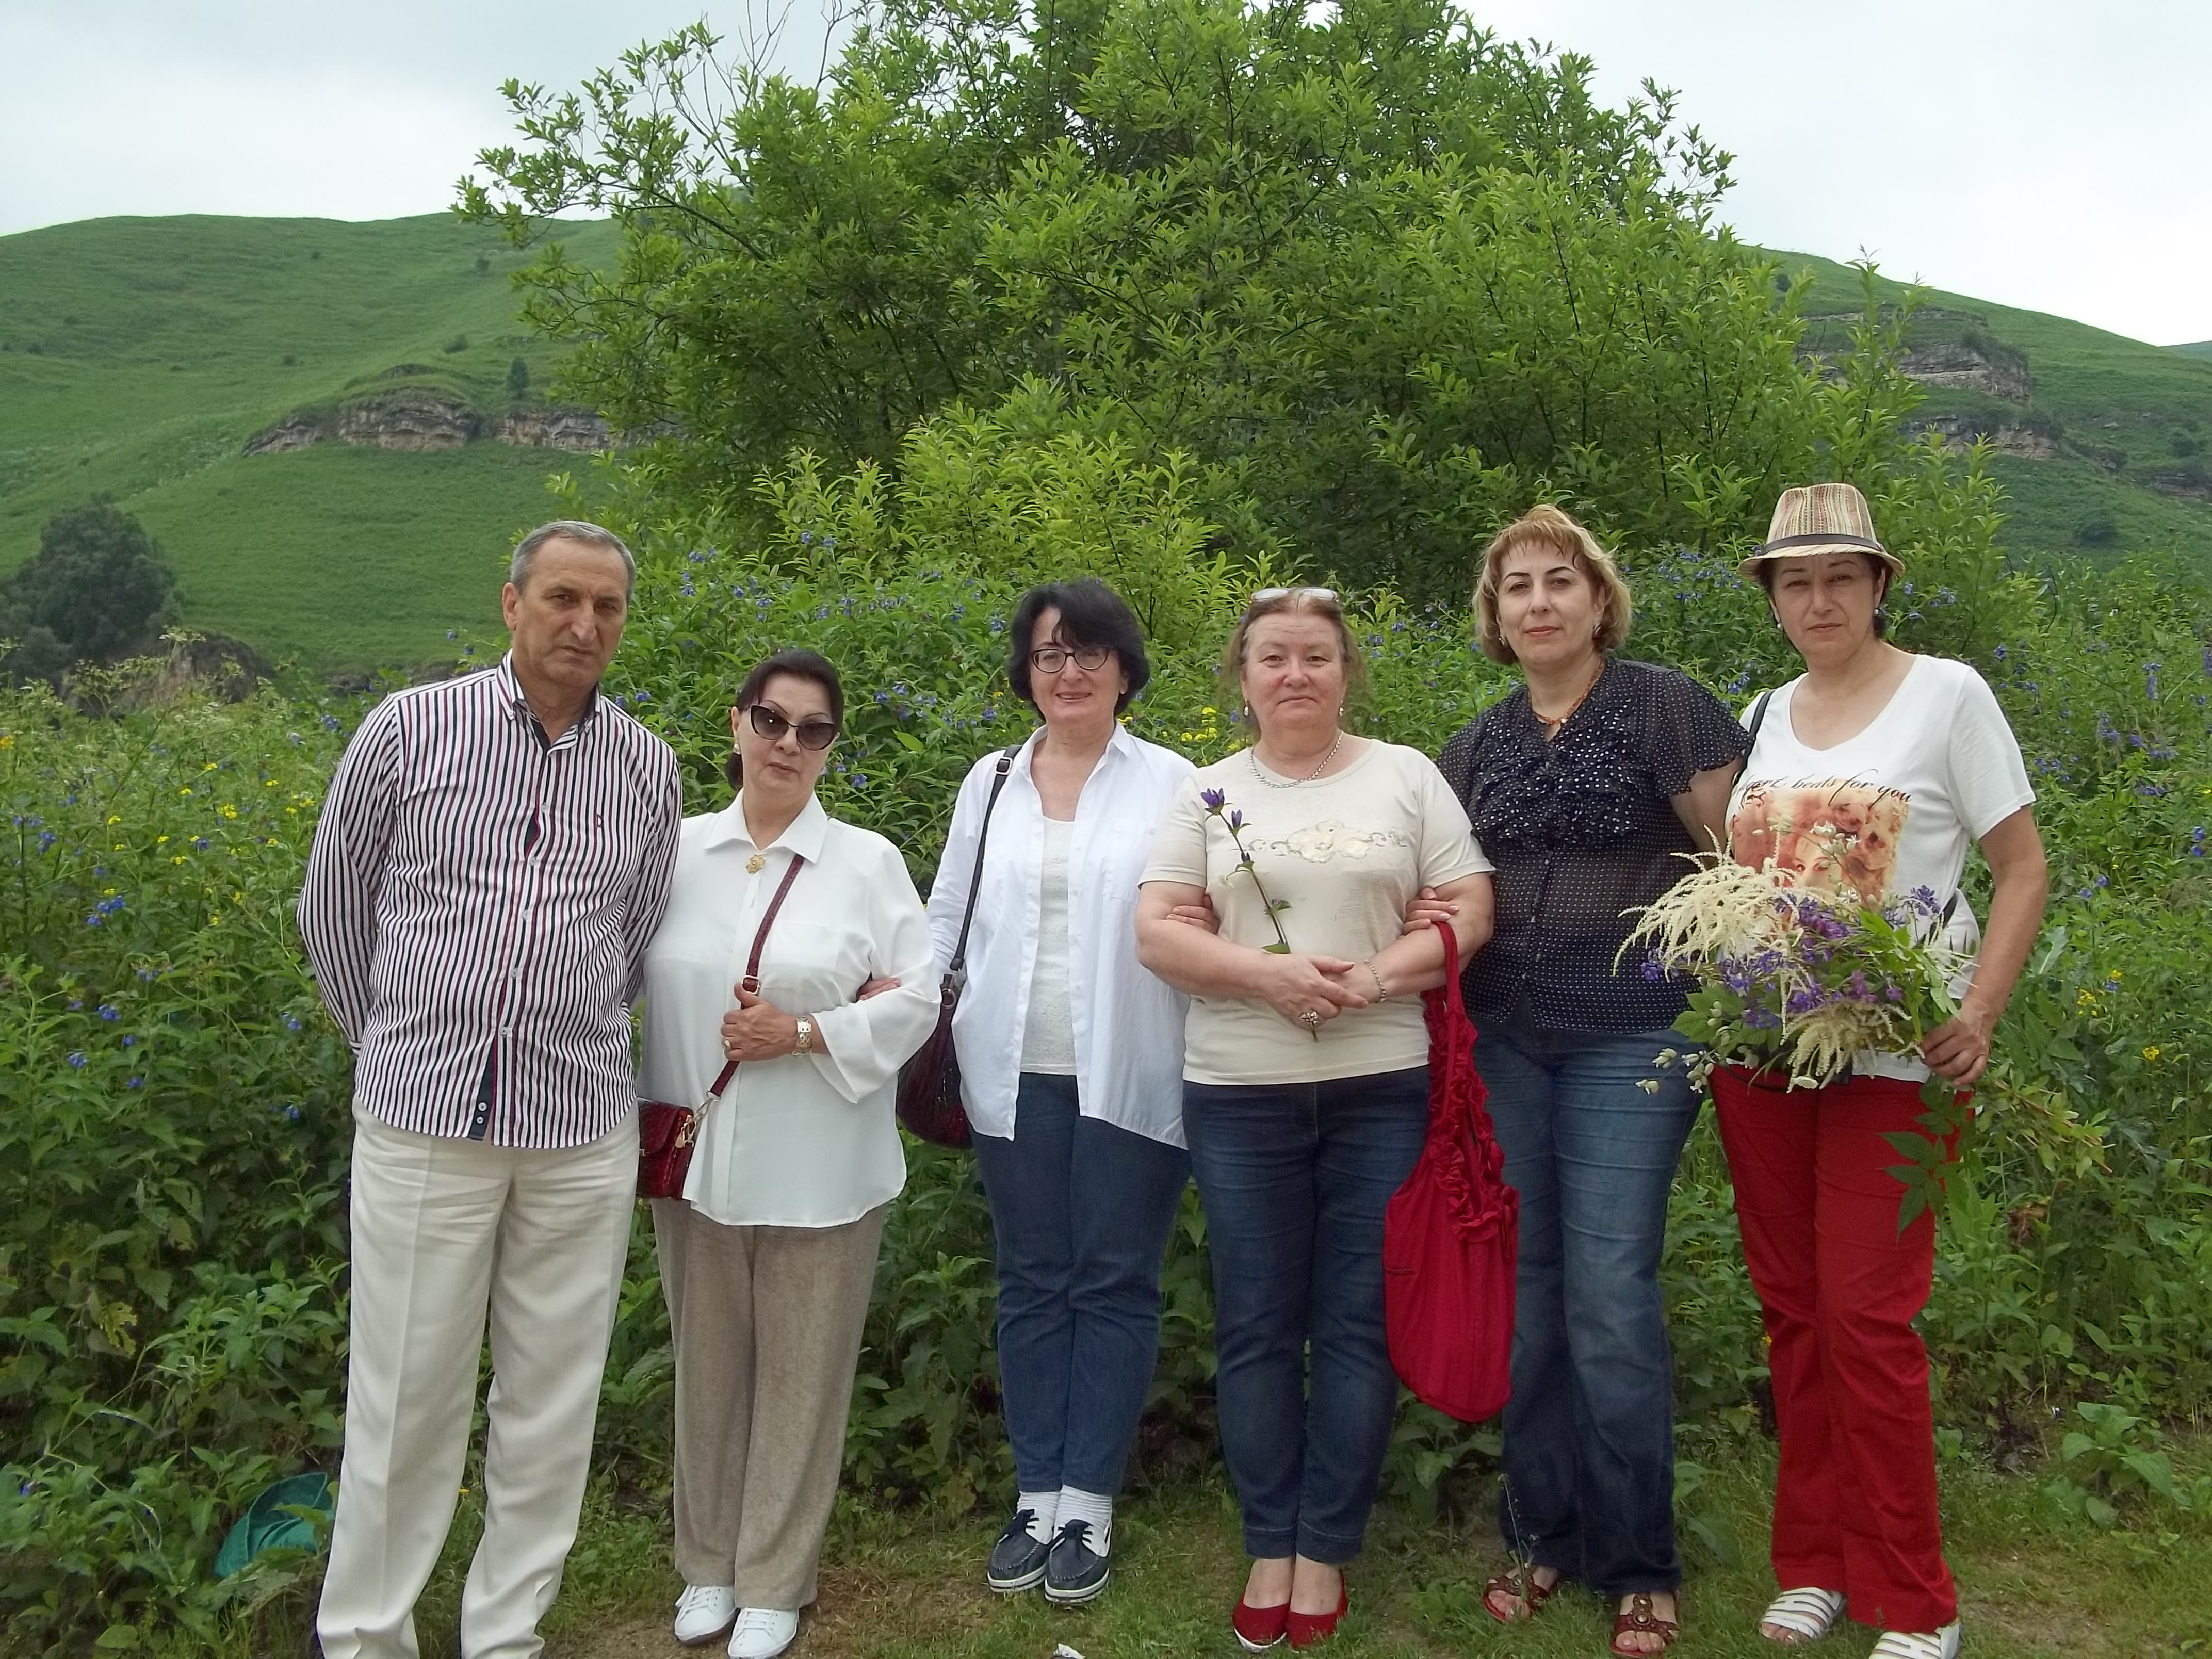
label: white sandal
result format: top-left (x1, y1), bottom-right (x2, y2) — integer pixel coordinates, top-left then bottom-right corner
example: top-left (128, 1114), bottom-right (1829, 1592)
top-left (1869, 1622), bottom-right (1960, 1659)
top-left (1760, 1587), bottom-right (1846, 1643)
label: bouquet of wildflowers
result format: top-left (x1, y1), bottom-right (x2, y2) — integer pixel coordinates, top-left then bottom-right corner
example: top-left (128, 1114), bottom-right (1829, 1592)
top-left (1621, 852), bottom-right (1967, 1091)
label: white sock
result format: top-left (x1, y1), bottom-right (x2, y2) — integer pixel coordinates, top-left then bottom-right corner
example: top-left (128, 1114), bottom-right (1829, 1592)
top-left (1017, 1489), bottom-right (1059, 1543)
top-left (1055, 1486), bottom-right (1113, 1553)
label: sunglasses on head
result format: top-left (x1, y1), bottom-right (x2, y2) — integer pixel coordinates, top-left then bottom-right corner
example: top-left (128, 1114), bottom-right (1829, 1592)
top-left (746, 704), bottom-right (840, 749)
top-left (1251, 586), bottom-right (1339, 606)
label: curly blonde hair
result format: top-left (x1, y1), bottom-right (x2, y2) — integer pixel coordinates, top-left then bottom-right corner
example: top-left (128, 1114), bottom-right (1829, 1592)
top-left (1473, 505), bottom-right (1634, 665)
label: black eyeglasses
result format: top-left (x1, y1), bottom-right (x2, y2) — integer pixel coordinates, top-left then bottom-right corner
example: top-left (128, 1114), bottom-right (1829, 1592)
top-left (1029, 644), bottom-right (1113, 673)
top-left (746, 704), bottom-right (840, 749)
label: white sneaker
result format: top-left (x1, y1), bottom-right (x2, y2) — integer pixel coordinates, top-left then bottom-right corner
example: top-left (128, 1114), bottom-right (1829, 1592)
top-left (1869, 1622), bottom-right (1961, 1659)
top-left (726, 1607), bottom-right (800, 1659)
top-left (673, 1584), bottom-right (737, 1645)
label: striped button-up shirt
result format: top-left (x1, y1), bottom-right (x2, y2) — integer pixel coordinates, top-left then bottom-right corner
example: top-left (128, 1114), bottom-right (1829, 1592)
top-left (298, 655), bottom-right (682, 1148)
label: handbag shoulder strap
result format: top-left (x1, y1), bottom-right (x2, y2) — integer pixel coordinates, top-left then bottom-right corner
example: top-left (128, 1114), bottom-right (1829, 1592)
top-left (1746, 687), bottom-right (1776, 745)
top-left (948, 745), bottom-right (1022, 975)
top-left (703, 851), bottom-right (808, 1099)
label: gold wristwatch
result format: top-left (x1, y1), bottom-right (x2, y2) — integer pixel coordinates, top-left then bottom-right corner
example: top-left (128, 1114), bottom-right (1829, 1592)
top-left (793, 1015), bottom-right (815, 1055)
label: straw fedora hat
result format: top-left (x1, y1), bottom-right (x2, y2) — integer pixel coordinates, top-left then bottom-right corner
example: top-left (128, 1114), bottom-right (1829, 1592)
top-left (1737, 482), bottom-right (1906, 582)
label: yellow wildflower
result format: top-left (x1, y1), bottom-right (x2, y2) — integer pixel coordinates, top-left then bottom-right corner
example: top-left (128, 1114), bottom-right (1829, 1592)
top-left (218, 804), bottom-right (238, 820)
top-left (2143, 1046), bottom-right (2161, 1062)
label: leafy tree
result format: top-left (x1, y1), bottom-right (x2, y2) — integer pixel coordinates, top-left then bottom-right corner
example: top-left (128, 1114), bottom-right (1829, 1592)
top-left (463, 0), bottom-right (1965, 601)
top-left (2, 500), bottom-right (176, 675)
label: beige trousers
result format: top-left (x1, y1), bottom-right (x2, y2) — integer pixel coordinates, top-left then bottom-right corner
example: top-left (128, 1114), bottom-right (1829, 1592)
top-left (651, 1198), bottom-right (887, 1607)
top-left (318, 1110), bottom-right (637, 1659)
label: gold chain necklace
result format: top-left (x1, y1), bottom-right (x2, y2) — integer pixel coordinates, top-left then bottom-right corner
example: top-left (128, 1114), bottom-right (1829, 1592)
top-left (1252, 728), bottom-right (1345, 788)
top-left (1531, 659), bottom-right (1605, 736)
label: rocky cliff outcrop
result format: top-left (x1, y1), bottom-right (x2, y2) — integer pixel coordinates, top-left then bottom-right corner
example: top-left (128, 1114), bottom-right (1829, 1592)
top-left (1908, 413), bottom-right (2059, 459)
top-left (1896, 340), bottom-right (2032, 402)
top-left (493, 409), bottom-right (611, 452)
top-left (245, 391), bottom-right (611, 456)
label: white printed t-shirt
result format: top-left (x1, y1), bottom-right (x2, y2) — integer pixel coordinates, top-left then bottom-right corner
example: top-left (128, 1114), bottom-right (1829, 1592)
top-left (1728, 653), bottom-right (2035, 1080)
top-left (1141, 738), bottom-right (1492, 1086)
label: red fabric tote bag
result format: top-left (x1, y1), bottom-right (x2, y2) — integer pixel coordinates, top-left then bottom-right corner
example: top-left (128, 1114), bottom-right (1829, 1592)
top-left (1383, 920), bottom-right (1519, 1422)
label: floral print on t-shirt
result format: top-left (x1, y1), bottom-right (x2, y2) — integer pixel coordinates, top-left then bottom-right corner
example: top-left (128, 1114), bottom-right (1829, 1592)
top-left (1730, 777), bottom-right (1909, 904)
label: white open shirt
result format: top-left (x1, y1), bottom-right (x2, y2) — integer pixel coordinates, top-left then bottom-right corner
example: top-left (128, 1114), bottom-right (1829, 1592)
top-left (638, 792), bottom-right (940, 1227)
top-left (927, 726), bottom-right (1194, 1147)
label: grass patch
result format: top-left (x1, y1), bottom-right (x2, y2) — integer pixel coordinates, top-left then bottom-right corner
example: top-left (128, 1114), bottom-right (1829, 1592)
top-left (187, 1432), bottom-right (2212, 1658)
top-left (131, 443), bottom-right (562, 670)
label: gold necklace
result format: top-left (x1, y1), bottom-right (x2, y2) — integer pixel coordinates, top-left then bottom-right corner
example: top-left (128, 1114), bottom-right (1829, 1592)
top-left (1530, 659), bottom-right (1605, 735)
top-left (1252, 728), bottom-right (1345, 788)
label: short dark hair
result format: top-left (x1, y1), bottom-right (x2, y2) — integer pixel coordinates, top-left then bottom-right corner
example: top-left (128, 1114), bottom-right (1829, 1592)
top-left (1007, 579), bottom-right (1151, 714)
top-left (1754, 552), bottom-right (1891, 637)
top-left (725, 648), bottom-right (844, 792)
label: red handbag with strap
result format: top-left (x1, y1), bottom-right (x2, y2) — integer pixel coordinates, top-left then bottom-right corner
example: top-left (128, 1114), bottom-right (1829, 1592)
top-left (1383, 919), bottom-right (1519, 1422)
top-left (637, 853), bottom-right (807, 1202)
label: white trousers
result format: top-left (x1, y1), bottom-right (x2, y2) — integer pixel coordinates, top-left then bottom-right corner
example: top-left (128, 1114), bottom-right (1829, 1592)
top-left (316, 1109), bottom-right (637, 1659)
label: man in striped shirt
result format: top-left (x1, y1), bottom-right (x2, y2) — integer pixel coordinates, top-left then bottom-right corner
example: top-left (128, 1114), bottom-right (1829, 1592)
top-left (300, 521), bottom-right (682, 1659)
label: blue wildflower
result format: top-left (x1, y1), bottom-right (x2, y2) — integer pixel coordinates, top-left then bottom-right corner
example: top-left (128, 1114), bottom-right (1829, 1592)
top-left (67, 1051), bottom-right (86, 1068)
top-left (125, 1076), bottom-right (143, 1090)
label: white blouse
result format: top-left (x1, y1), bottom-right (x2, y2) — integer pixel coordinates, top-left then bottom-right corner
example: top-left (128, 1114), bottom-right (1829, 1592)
top-left (928, 726), bottom-right (1194, 1147)
top-left (639, 792), bottom-right (940, 1227)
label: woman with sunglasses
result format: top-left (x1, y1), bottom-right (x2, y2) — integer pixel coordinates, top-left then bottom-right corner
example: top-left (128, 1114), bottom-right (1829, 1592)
top-left (1136, 587), bottom-right (1494, 1649)
top-left (639, 648), bottom-right (941, 1657)
top-left (928, 579), bottom-right (1195, 1608)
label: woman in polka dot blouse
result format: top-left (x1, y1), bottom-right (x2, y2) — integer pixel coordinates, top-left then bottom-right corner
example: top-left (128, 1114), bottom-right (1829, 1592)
top-left (1413, 505), bottom-right (1750, 1657)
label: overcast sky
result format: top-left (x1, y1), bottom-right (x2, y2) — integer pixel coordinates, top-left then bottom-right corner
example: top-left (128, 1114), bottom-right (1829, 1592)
top-left (5, 1), bottom-right (2207, 345)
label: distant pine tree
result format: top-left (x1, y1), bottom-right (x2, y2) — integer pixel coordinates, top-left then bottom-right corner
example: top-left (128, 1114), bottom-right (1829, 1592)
top-left (507, 357), bottom-right (530, 399)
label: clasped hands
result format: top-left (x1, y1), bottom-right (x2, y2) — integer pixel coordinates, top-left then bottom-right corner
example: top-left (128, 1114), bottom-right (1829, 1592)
top-left (1163, 894), bottom-right (1381, 1032)
top-left (718, 974), bottom-right (899, 1060)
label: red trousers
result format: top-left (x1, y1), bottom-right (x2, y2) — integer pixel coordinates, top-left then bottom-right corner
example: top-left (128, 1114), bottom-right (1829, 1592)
top-left (1711, 1066), bottom-right (1959, 1634)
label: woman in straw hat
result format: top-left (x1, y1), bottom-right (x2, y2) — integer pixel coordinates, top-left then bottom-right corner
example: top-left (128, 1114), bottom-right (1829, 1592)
top-left (1411, 503), bottom-right (1751, 1657)
top-left (1718, 482), bottom-right (2048, 1659)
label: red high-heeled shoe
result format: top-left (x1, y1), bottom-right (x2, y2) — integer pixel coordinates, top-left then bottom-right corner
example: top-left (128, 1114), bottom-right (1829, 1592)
top-left (1287, 1582), bottom-right (1349, 1648)
top-left (1232, 1593), bottom-right (1290, 1652)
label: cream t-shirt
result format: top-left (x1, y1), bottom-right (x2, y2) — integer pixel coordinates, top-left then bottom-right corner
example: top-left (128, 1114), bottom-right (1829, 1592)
top-left (1141, 739), bottom-right (1492, 1085)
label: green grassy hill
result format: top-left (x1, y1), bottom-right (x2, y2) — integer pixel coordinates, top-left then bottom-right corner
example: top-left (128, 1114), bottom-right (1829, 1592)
top-left (5, 215), bottom-right (2208, 672)
top-left (0, 214), bottom-right (620, 671)
top-left (1776, 251), bottom-right (2212, 570)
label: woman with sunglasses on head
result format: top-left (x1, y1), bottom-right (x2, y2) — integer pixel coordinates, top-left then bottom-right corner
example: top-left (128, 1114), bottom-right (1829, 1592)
top-left (640, 648), bottom-right (941, 1658)
top-left (1409, 505), bottom-right (1750, 1658)
top-left (1135, 587), bottom-right (1495, 1650)
top-left (928, 579), bottom-right (1196, 1608)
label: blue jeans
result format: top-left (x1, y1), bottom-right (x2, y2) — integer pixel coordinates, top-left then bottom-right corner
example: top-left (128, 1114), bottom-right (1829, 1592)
top-left (1475, 1016), bottom-right (1698, 1596)
top-left (1183, 1067), bottom-right (1429, 1564)
top-left (971, 1074), bottom-right (1190, 1496)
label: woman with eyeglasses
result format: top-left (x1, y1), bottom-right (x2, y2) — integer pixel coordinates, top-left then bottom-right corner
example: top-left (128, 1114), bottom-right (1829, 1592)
top-left (927, 579), bottom-right (1196, 1609)
top-left (1136, 587), bottom-right (1495, 1649)
top-left (639, 648), bottom-right (941, 1658)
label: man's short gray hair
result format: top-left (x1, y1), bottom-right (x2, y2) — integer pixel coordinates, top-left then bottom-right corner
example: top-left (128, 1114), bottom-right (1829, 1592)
top-left (509, 521), bottom-right (636, 597)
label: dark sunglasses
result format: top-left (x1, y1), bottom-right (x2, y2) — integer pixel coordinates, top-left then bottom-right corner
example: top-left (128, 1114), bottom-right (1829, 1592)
top-left (746, 704), bottom-right (840, 749)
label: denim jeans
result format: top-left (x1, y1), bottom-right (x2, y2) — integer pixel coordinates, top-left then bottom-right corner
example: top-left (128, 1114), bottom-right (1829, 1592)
top-left (971, 1074), bottom-right (1190, 1496)
top-left (1183, 1067), bottom-right (1429, 1564)
top-left (1475, 1016), bottom-right (1698, 1596)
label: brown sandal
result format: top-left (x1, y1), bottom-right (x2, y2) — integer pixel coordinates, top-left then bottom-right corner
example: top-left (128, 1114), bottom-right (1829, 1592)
top-left (1481, 1565), bottom-right (1559, 1625)
top-left (1611, 1591), bottom-right (1680, 1654)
